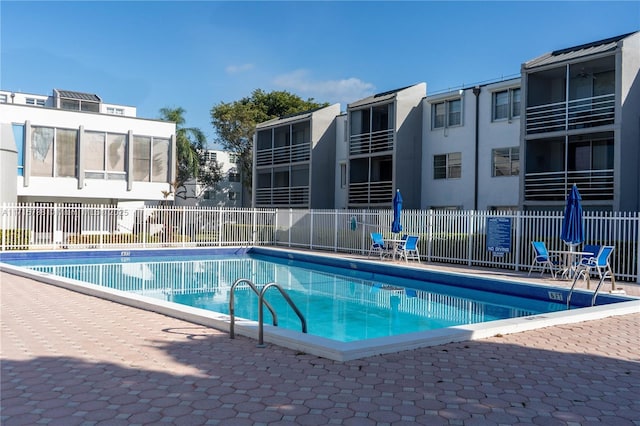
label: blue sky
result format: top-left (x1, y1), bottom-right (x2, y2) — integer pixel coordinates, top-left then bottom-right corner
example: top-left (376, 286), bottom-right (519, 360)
top-left (1, 1), bottom-right (638, 147)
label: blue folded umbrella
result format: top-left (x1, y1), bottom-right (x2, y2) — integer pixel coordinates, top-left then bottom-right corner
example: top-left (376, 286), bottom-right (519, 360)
top-left (392, 189), bottom-right (403, 234)
top-left (561, 184), bottom-right (584, 246)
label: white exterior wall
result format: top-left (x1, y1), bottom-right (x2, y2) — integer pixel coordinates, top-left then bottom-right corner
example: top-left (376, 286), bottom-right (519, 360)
top-left (0, 123), bottom-right (18, 204)
top-left (100, 103), bottom-right (137, 117)
top-left (422, 81), bottom-right (521, 210)
top-left (0, 90), bottom-right (137, 117)
top-left (0, 101), bottom-right (175, 204)
top-left (421, 90), bottom-right (476, 209)
top-left (0, 91), bottom-right (49, 107)
top-left (177, 150), bottom-right (242, 207)
top-left (1, 103), bottom-right (164, 135)
top-left (476, 80), bottom-right (521, 210)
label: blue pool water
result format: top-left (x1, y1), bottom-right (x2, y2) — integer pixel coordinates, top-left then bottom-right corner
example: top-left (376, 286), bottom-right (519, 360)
top-left (2, 249), bottom-right (571, 343)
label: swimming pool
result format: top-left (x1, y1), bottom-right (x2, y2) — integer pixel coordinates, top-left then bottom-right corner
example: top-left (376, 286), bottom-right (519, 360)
top-left (1, 247), bottom-right (637, 361)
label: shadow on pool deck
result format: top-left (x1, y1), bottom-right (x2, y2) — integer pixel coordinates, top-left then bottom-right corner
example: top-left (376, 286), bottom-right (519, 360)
top-left (2, 269), bottom-right (639, 425)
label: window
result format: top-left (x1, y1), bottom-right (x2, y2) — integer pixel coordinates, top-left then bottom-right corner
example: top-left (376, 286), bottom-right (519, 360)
top-left (60, 98), bottom-right (99, 112)
top-left (205, 151), bottom-right (217, 162)
top-left (106, 107), bottom-right (124, 115)
top-left (492, 147), bottom-right (520, 176)
top-left (133, 136), bottom-right (151, 182)
top-left (228, 153), bottom-right (238, 163)
top-left (131, 136), bottom-right (170, 183)
top-left (228, 168), bottom-right (240, 182)
top-left (433, 152), bottom-right (461, 179)
top-left (0, 94), bottom-right (7, 103)
top-left (13, 124), bottom-right (25, 176)
top-left (26, 98), bottom-right (45, 107)
top-left (152, 138), bottom-right (170, 182)
top-left (106, 134), bottom-right (126, 179)
top-left (228, 192), bottom-right (237, 201)
top-left (432, 98), bottom-right (462, 129)
top-left (31, 127), bottom-right (54, 176)
top-left (291, 122), bottom-right (310, 145)
top-left (448, 99), bottom-right (461, 126)
top-left (340, 163), bottom-right (347, 188)
top-left (55, 129), bottom-right (78, 177)
top-left (30, 126), bottom-right (77, 177)
top-left (203, 189), bottom-right (214, 200)
top-left (492, 88), bottom-right (520, 121)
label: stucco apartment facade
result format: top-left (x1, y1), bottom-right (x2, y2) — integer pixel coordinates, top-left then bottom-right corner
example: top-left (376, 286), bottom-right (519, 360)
top-left (254, 31), bottom-right (639, 212)
top-left (0, 89), bottom-right (177, 208)
top-left (252, 104), bottom-right (341, 209)
top-left (520, 31), bottom-right (640, 212)
top-left (175, 149), bottom-right (243, 207)
top-left (422, 78), bottom-right (522, 211)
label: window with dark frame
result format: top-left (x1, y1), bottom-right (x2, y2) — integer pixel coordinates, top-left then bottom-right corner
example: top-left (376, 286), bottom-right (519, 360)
top-left (492, 88), bottom-right (521, 121)
top-left (492, 147), bottom-right (520, 177)
top-left (432, 98), bottom-right (462, 129)
top-left (434, 152), bottom-right (462, 179)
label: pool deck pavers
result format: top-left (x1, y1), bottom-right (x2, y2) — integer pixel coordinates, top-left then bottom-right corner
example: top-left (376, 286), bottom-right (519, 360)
top-left (2, 259), bottom-right (639, 425)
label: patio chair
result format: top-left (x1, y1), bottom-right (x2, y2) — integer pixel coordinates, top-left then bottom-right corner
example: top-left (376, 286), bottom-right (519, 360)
top-left (397, 235), bottom-right (420, 263)
top-left (528, 241), bottom-right (560, 279)
top-left (368, 232), bottom-right (389, 259)
top-left (575, 245), bottom-right (615, 281)
top-left (578, 244), bottom-right (600, 267)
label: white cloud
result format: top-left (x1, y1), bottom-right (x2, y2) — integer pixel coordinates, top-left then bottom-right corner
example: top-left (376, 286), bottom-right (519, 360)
top-left (272, 69), bottom-right (375, 105)
top-left (225, 63), bottom-right (254, 74)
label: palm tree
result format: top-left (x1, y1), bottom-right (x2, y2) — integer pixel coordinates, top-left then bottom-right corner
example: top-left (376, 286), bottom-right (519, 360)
top-left (159, 107), bottom-right (206, 200)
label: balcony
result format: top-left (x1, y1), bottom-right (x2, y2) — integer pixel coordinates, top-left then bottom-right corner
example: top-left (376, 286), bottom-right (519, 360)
top-left (256, 142), bottom-right (311, 167)
top-left (348, 181), bottom-right (393, 206)
top-left (524, 169), bottom-right (614, 201)
top-left (526, 94), bottom-right (615, 134)
top-left (255, 186), bottom-right (309, 206)
top-left (349, 130), bottom-right (394, 155)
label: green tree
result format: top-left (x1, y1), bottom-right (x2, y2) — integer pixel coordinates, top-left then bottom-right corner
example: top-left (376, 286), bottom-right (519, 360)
top-left (159, 107), bottom-right (222, 201)
top-left (210, 89), bottom-right (328, 199)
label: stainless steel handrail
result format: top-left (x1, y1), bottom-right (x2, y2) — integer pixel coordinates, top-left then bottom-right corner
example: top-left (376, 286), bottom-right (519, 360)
top-left (257, 282), bottom-right (307, 347)
top-left (566, 267), bottom-right (610, 309)
top-left (229, 278), bottom-right (277, 339)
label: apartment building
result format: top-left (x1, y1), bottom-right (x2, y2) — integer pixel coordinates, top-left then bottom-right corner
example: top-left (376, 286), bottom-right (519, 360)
top-left (253, 104), bottom-right (340, 208)
top-left (175, 150), bottom-right (243, 207)
top-left (422, 79), bottom-right (521, 211)
top-left (521, 31), bottom-right (640, 212)
top-left (342, 84), bottom-right (425, 209)
top-left (0, 89), bottom-right (177, 208)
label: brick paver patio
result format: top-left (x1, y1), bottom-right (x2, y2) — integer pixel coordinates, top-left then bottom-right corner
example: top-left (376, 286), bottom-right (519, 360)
top-left (2, 269), bottom-right (639, 425)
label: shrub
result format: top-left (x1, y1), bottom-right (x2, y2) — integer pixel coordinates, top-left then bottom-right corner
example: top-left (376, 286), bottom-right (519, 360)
top-left (0, 229), bottom-right (31, 250)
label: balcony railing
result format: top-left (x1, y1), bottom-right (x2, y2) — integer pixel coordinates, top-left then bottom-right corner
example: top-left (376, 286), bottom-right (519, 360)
top-left (526, 94), bottom-right (615, 134)
top-left (255, 186), bottom-right (310, 206)
top-left (348, 181), bottom-right (393, 206)
top-left (256, 142), bottom-right (311, 166)
top-left (524, 169), bottom-right (614, 201)
top-left (349, 129), bottom-right (394, 155)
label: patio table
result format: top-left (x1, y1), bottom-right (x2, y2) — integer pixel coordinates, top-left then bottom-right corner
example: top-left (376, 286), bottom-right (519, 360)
top-left (384, 238), bottom-right (406, 261)
top-left (549, 249), bottom-right (594, 281)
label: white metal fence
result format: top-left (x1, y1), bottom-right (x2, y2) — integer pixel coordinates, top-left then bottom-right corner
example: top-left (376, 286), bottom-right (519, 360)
top-left (0, 204), bottom-right (278, 250)
top-left (1, 204), bottom-right (638, 282)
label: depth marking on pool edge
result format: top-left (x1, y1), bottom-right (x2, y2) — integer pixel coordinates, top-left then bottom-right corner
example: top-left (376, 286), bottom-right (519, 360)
top-left (548, 291), bottom-right (564, 301)
top-left (121, 251), bottom-right (130, 257)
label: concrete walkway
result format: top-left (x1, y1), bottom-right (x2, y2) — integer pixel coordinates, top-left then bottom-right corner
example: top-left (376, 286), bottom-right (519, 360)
top-left (2, 268), bottom-right (639, 425)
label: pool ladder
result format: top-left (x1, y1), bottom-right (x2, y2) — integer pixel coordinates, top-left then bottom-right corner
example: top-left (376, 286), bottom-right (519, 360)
top-left (566, 268), bottom-right (609, 309)
top-left (229, 278), bottom-right (307, 347)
